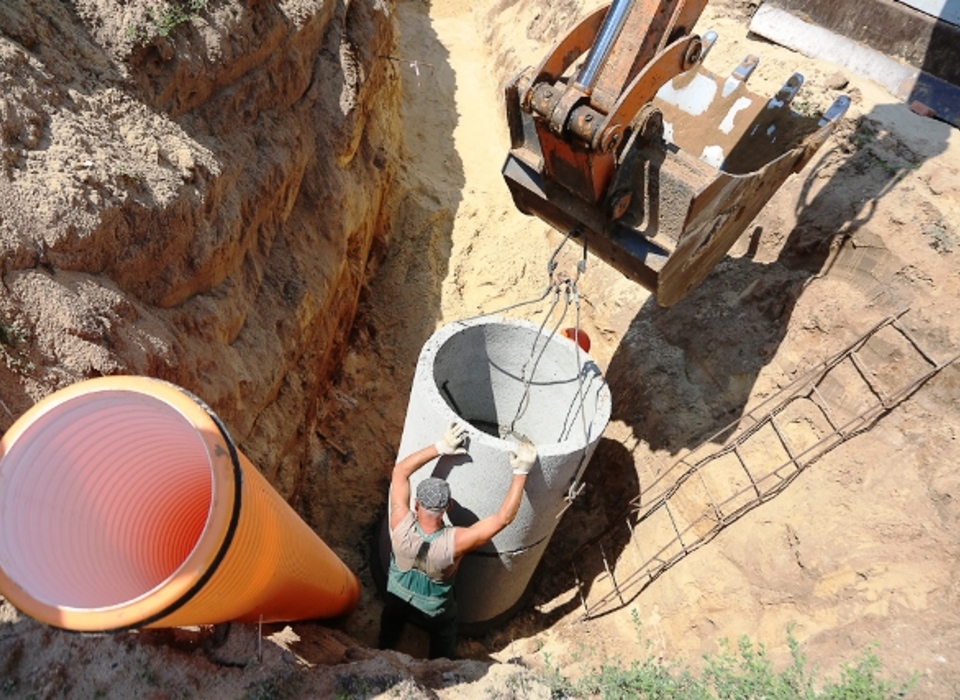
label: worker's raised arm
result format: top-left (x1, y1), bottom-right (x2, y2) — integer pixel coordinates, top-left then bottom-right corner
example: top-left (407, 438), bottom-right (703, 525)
top-left (454, 442), bottom-right (537, 557)
top-left (389, 422), bottom-right (468, 529)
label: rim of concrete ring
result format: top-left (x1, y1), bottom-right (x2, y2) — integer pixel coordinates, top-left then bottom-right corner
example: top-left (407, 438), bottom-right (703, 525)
top-left (421, 316), bottom-right (612, 457)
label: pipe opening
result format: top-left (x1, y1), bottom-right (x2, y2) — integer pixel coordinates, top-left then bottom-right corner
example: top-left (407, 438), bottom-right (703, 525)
top-left (0, 392), bottom-right (214, 609)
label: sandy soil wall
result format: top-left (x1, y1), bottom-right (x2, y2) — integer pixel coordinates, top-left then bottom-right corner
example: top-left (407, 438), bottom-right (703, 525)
top-left (0, 0), bottom-right (402, 497)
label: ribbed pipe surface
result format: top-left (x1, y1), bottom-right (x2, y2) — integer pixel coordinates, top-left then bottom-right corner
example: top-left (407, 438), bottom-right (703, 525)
top-left (0, 376), bottom-right (359, 631)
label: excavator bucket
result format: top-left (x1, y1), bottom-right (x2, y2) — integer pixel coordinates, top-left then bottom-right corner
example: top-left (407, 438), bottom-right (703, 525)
top-left (502, 2), bottom-right (849, 307)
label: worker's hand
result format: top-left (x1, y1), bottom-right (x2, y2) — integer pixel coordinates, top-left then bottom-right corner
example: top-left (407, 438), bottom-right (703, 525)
top-left (435, 421), bottom-right (469, 455)
top-left (510, 441), bottom-right (537, 476)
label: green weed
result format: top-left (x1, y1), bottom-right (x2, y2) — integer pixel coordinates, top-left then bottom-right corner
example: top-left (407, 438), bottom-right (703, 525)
top-left (922, 218), bottom-right (956, 254)
top-left (792, 99), bottom-right (819, 119)
top-left (537, 628), bottom-right (914, 699)
top-left (0, 320), bottom-right (35, 375)
top-left (849, 122), bottom-right (876, 150)
top-left (0, 321), bottom-right (26, 347)
top-left (126, 0), bottom-right (209, 44)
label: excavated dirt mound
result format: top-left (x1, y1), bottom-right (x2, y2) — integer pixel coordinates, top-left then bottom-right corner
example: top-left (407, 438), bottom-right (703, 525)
top-left (1, 0), bottom-right (959, 698)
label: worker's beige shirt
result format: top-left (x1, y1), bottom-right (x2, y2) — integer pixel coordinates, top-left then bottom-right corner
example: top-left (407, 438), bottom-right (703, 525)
top-left (390, 511), bottom-right (458, 581)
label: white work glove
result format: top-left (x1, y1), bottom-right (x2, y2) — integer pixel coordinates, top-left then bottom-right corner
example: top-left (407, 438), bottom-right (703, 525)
top-left (510, 441), bottom-right (537, 476)
top-left (435, 421), bottom-right (468, 455)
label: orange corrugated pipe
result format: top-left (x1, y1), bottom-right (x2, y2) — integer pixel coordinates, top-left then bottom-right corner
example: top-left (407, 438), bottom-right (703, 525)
top-left (0, 376), bottom-right (359, 632)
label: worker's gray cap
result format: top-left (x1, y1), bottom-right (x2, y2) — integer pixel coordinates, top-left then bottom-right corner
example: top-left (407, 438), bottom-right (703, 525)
top-left (416, 477), bottom-right (450, 512)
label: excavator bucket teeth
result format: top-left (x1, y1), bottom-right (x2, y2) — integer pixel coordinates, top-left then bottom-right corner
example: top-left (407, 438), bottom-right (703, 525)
top-left (651, 59), bottom-right (850, 305)
top-left (502, 39), bottom-right (850, 306)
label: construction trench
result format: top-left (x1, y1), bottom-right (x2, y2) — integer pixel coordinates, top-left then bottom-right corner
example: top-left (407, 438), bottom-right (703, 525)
top-left (0, 0), bottom-right (959, 695)
top-left (0, 317), bottom-right (612, 633)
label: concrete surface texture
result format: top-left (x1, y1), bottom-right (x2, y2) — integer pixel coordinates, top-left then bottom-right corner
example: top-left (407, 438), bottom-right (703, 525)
top-left (386, 316), bottom-right (611, 626)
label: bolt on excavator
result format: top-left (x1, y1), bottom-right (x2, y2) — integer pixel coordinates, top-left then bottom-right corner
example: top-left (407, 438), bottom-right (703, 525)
top-left (502, 0), bottom-right (850, 307)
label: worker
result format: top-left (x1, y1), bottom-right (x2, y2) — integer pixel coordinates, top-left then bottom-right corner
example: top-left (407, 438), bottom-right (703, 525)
top-left (378, 421), bottom-right (537, 659)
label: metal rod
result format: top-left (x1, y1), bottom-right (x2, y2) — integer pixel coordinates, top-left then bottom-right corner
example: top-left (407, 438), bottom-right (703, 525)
top-left (572, 311), bottom-right (955, 620)
top-left (573, 562), bottom-right (590, 617)
top-left (810, 383), bottom-right (840, 432)
top-left (694, 464), bottom-right (724, 523)
top-left (848, 350), bottom-right (885, 403)
top-left (663, 502), bottom-right (687, 553)
top-left (599, 542), bottom-right (626, 606)
top-left (575, 0), bottom-right (634, 91)
top-left (891, 318), bottom-right (940, 368)
top-left (767, 414), bottom-right (795, 462)
top-left (731, 444), bottom-right (762, 498)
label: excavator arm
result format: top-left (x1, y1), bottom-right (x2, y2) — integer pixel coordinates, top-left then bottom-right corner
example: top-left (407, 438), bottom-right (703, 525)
top-left (502, 0), bottom-right (849, 306)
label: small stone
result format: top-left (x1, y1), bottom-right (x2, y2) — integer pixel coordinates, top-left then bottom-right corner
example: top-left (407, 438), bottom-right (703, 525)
top-left (825, 72), bottom-right (848, 90)
top-left (176, 147), bottom-right (196, 180)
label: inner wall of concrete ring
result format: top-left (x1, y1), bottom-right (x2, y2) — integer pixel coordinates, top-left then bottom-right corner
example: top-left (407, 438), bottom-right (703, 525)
top-left (379, 316), bottom-right (611, 628)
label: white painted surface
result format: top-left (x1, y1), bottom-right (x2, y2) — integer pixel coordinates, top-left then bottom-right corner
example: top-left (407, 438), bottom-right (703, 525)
top-left (657, 72), bottom-right (720, 116)
top-left (749, 5), bottom-right (919, 101)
